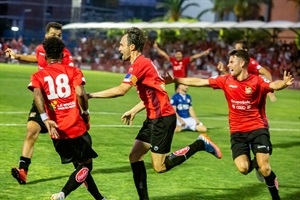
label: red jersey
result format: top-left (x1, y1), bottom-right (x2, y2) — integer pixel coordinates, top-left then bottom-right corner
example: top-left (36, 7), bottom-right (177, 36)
top-left (208, 74), bottom-right (273, 133)
top-left (122, 55), bottom-right (175, 119)
top-left (28, 63), bottom-right (86, 139)
top-left (36, 44), bottom-right (74, 71)
top-left (247, 57), bottom-right (261, 76)
top-left (169, 56), bottom-right (190, 78)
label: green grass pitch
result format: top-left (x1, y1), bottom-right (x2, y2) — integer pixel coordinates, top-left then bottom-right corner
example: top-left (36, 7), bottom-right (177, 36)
top-left (0, 63), bottom-right (299, 200)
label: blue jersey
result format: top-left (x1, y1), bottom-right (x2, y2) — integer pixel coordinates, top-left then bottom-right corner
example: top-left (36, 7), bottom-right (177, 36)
top-left (170, 93), bottom-right (192, 118)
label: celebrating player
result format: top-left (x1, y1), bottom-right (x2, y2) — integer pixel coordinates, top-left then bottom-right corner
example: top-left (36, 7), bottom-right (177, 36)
top-left (88, 27), bottom-right (222, 199)
top-left (28, 37), bottom-right (106, 200)
top-left (175, 49), bottom-right (294, 200)
top-left (5, 22), bottom-right (74, 184)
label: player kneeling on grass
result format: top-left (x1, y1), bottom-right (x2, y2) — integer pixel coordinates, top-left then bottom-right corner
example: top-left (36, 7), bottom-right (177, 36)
top-left (28, 37), bottom-right (106, 200)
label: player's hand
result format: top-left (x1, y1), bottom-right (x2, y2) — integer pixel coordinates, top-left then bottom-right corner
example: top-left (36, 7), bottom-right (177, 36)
top-left (4, 48), bottom-right (17, 59)
top-left (283, 71), bottom-right (294, 87)
top-left (121, 111), bottom-right (136, 126)
top-left (267, 92), bottom-right (277, 102)
top-left (162, 72), bottom-right (174, 84)
top-left (203, 48), bottom-right (211, 56)
top-left (44, 120), bottom-right (59, 139)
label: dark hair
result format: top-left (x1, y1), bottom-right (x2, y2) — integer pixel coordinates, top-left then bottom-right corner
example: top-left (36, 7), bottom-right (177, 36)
top-left (234, 40), bottom-right (248, 50)
top-left (175, 49), bottom-right (183, 53)
top-left (45, 22), bottom-right (62, 33)
top-left (124, 27), bottom-right (146, 52)
top-left (42, 37), bottom-right (65, 60)
top-left (228, 49), bottom-right (250, 67)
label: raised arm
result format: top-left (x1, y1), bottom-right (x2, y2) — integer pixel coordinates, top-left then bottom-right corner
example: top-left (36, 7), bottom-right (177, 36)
top-left (153, 42), bottom-right (170, 61)
top-left (269, 71), bottom-right (294, 91)
top-left (5, 48), bottom-right (37, 63)
top-left (190, 48), bottom-right (211, 62)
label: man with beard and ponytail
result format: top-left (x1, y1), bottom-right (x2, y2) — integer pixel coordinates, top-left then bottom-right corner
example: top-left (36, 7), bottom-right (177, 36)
top-left (87, 27), bottom-right (222, 200)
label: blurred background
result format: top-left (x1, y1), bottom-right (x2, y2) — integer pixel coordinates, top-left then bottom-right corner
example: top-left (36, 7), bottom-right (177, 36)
top-left (0, 0), bottom-right (299, 87)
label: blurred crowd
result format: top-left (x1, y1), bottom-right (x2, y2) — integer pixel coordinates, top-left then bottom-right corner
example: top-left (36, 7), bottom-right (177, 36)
top-left (1, 36), bottom-right (299, 81)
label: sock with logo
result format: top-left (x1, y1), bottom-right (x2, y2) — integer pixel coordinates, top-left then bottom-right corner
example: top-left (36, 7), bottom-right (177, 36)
top-left (131, 161), bottom-right (149, 200)
top-left (19, 156), bottom-right (31, 172)
top-left (164, 140), bottom-right (204, 171)
top-left (265, 171), bottom-right (280, 200)
top-left (62, 163), bottom-right (92, 197)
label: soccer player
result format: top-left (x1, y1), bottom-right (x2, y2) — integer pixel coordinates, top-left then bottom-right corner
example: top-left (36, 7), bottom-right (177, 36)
top-left (5, 22), bottom-right (74, 184)
top-left (87, 27), bottom-right (222, 200)
top-left (171, 83), bottom-right (207, 133)
top-left (218, 40), bottom-right (277, 102)
top-left (175, 49), bottom-right (294, 200)
top-left (28, 37), bottom-right (106, 200)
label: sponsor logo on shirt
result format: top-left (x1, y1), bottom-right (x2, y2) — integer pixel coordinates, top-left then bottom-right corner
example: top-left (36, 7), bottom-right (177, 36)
top-left (39, 52), bottom-right (45, 57)
top-left (229, 84), bottom-right (237, 88)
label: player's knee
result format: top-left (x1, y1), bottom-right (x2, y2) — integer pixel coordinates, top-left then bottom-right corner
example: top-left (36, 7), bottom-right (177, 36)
top-left (152, 163), bottom-right (166, 173)
top-left (129, 151), bottom-right (141, 163)
top-left (259, 164), bottom-right (271, 177)
top-left (236, 164), bottom-right (249, 175)
top-left (197, 125), bottom-right (207, 133)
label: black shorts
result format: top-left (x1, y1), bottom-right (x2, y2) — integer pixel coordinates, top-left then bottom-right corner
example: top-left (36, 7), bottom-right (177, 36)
top-left (28, 100), bottom-right (48, 133)
top-left (136, 114), bottom-right (176, 154)
top-left (230, 128), bottom-right (272, 160)
top-left (52, 132), bottom-right (98, 164)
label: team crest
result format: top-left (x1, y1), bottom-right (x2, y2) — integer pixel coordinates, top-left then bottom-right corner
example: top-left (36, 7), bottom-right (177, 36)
top-left (245, 86), bottom-right (252, 94)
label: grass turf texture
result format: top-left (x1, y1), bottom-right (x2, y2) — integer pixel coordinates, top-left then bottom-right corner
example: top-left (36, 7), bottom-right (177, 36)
top-left (0, 63), bottom-right (299, 200)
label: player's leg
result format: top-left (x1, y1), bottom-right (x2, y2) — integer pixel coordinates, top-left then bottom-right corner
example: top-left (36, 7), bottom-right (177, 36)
top-left (52, 133), bottom-right (105, 199)
top-left (130, 139), bottom-right (151, 200)
top-left (252, 129), bottom-right (280, 199)
top-left (130, 119), bottom-right (152, 200)
top-left (12, 101), bottom-right (47, 184)
top-left (231, 132), bottom-right (252, 174)
top-left (152, 114), bottom-right (221, 173)
top-left (187, 117), bottom-right (207, 133)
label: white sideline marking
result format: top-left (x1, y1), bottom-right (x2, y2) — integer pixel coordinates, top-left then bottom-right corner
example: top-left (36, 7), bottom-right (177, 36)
top-left (0, 123), bottom-right (298, 131)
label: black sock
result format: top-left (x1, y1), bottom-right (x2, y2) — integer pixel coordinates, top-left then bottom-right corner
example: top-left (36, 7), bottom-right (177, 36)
top-left (248, 157), bottom-right (258, 174)
top-left (62, 163), bottom-right (93, 197)
top-left (265, 171), bottom-right (280, 199)
top-left (164, 140), bottom-right (204, 170)
top-left (19, 156), bottom-right (31, 172)
top-left (85, 174), bottom-right (105, 200)
top-left (131, 161), bottom-right (149, 200)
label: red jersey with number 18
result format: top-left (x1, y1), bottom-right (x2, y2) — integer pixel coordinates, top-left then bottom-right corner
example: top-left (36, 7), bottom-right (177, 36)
top-left (208, 74), bottom-right (273, 133)
top-left (122, 55), bottom-right (175, 119)
top-left (28, 63), bottom-right (86, 139)
top-left (36, 44), bottom-right (74, 71)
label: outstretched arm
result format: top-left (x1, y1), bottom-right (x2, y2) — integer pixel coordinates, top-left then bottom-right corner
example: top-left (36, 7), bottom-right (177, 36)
top-left (190, 48), bottom-right (211, 62)
top-left (5, 48), bottom-right (37, 63)
top-left (175, 77), bottom-right (210, 87)
top-left (269, 71), bottom-right (294, 91)
top-left (153, 42), bottom-right (170, 61)
top-left (88, 83), bottom-right (133, 98)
